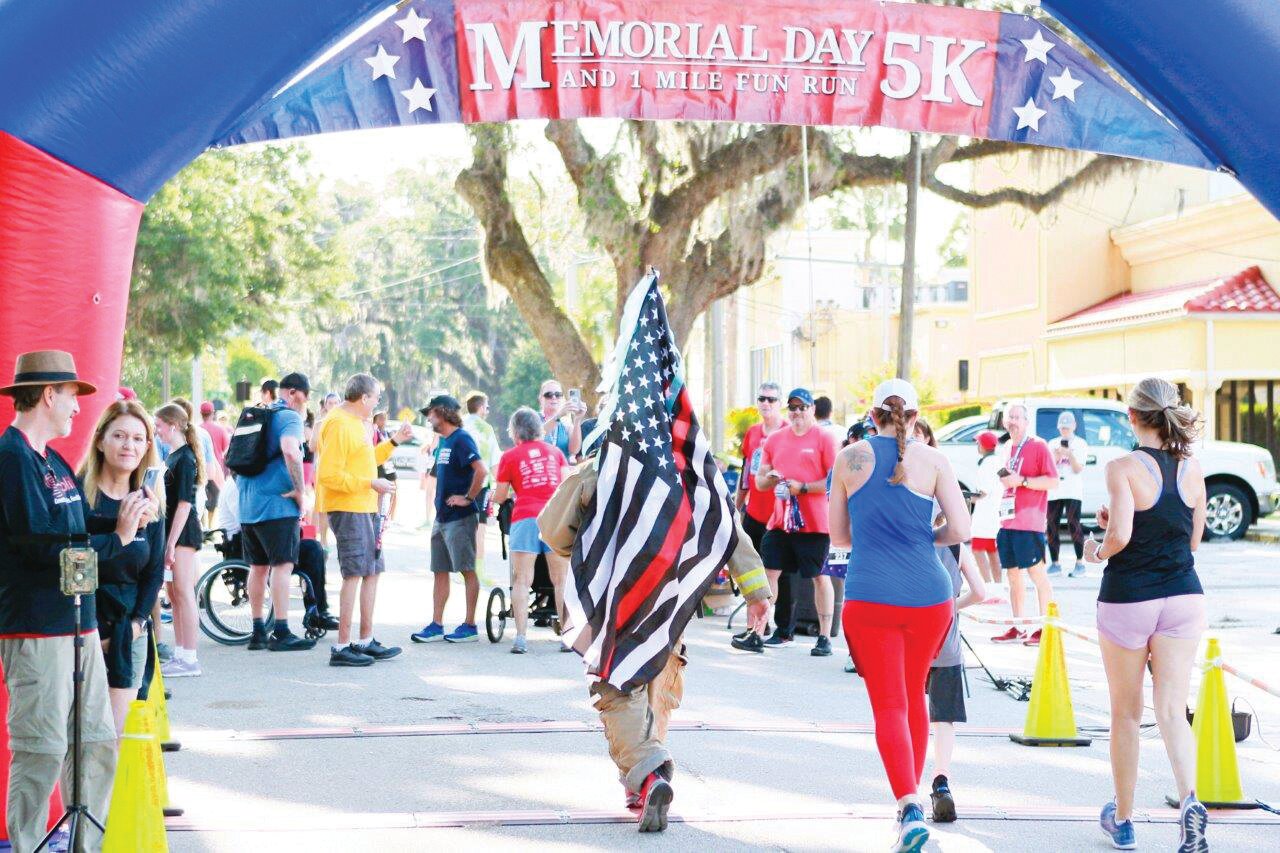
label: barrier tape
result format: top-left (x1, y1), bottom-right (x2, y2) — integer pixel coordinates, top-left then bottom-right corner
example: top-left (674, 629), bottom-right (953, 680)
top-left (1220, 663), bottom-right (1280, 700)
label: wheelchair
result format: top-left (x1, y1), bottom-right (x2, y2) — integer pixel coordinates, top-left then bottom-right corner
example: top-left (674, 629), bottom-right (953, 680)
top-left (483, 501), bottom-right (562, 643)
top-left (197, 529), bottom-right (327, 645)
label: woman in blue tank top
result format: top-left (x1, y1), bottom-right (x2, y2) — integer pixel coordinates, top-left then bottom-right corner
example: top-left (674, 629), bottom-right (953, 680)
top-left (829, 380), bottom-right (971, 853)
top-left (1083, 377), bottom-right (1209, 852)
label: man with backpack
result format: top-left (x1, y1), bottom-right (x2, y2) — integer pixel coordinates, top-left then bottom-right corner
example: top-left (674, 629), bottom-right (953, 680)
top-left (228, 372), bottom-right (314, 651)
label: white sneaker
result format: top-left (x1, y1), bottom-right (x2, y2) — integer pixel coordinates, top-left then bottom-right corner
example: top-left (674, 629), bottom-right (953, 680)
top-left (161, 658), bottom-right (202, 678)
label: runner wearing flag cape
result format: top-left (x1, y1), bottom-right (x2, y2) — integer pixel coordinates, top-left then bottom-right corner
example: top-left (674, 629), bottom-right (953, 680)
top-left (538, 273), bottom-right (772, 833)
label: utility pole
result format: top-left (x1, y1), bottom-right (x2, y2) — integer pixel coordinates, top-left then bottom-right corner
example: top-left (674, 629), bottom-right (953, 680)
top-left (896, 133), bottom-right (922, 380)
top-left (710, 299), bottom-right (725, 452)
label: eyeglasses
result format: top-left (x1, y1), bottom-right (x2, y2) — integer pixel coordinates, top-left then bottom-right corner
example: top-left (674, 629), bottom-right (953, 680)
top-left (788, 403), bottom-right (810, 412)
top-left (542, 391), bottom-right (563, 399)
top-left (757, 395), bottom-right (778, 403)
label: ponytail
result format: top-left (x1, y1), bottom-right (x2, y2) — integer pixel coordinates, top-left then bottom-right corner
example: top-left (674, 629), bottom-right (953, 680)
top-left (886, 400), bottom-right (910, 485)
top-left (1128, 378), bottom-right (1203, 460)
top-left (155, 403), bottom-right (207, 486)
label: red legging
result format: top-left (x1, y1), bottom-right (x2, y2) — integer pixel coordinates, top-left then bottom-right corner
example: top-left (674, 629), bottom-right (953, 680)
top-left (843, 599), bottom-right (954, 800)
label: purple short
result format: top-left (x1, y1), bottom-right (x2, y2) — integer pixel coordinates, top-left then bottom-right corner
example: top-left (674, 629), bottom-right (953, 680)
top-left (1096, 594), bottom-right (1206, 650)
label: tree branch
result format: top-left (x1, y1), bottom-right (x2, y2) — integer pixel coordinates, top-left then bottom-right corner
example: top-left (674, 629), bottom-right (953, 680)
top-left (924, 154), bottom-right (1130, 212)
top-left (434, 348), bottom-right (482, 391)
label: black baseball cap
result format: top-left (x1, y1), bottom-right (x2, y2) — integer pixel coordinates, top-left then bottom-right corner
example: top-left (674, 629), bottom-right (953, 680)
top-left (420, 394), bottom-right (461, 416)
top-left (279, 372), bottom-right (311, 395)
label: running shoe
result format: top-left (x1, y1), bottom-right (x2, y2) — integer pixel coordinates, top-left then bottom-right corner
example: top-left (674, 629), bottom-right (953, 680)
top-left (930, 774), bottom-right (956, 823)
top-left (511, 635), bottom-right (528, 654)
top-left (1023, 629), bottom-right (1042, 647)
top-left (1177, 792), bottom-right (1209, 853)
top-left (329, 645), bottom-right (374, 667)
top-left (160, 658), bottom-right (202, 678)
top-left (267, 632), bottom-right (316, 652)
top-left (636, 771), bottom-right (673, 833)
top-left (991, 628), bottom-right (1026, 644)
top-left (247, 630), bottom-right (269, 651)
top-left (444, 623), bottom-right (479, 643)
top-left (1047, 562), bottom-right (1062, 576)
top-left (354, 638), bottom-right (402, 660)
top-left (410, 622), bottom-right (445, 643)
top-left (560, 642), bottom-right (574, 653)
top-left (811, 636), bottom-right (832, 657)
top-left (1099, 800), bottom-right (1136, 850)
top-left (893, 802), bottom-right (929, 852)
top-left (844, 656), bottom-right (858, 674)
top-left (762, 632), bottom-right (793, 648)
top-left (1068, 563), bottom-right (1087, 578)
top-left (156, 641), bottom-right (174, 662)
top-left (731, 632), bottom-right (764, 653)
top-left (624, 788), bottom-right (641, 812)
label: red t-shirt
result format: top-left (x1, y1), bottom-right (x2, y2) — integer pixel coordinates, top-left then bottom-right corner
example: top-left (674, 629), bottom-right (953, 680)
top-left (200, 420), bottom-right (229, 466)
top-left (739, 422), bottom-right (780, 524)
top-left (496, 441), bottom-right (568, 522)
top-left (1000, 436), bottom-right (1056, 532)
top-left (761, 426), bottom-right (838, 533)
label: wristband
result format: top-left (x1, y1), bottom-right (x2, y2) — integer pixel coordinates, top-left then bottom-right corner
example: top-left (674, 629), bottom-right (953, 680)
top-left (389, 438), bottom-right (399, 447)
top-left (800, 483), bottom-right (809, 495)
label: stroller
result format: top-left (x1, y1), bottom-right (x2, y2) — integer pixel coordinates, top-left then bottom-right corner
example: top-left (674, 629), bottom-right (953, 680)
top-left (483, 499), bottom-right (562, 643)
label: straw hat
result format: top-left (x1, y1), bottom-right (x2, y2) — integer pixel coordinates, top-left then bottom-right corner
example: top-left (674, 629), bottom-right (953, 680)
top-left (0, 350), bottom-right (96, 397)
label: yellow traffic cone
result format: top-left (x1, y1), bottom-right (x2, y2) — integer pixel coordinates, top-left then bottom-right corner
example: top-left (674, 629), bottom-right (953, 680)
top-left (1010, 602), bottom-right (1092, 747)
top-left (1166, 638), bottom-right (1256, 809)
top-left (149, 632), bottom-right (180, 753)
top-left (146, 704), bottom-right (185, 819)
top-left (102, 701), bottom-right (168, 852)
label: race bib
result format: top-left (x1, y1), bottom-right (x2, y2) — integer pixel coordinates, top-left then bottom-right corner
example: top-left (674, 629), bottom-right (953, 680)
top-left (998, 490), bottom-right (1017, 521)
top-left (750, 448), bottom-right (763, 475)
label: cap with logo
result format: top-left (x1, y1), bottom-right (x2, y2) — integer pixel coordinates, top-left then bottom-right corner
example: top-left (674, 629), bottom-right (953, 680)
top-left (1056, 410), bottom-right (1077, 429)
top-left (420, 394), bottom-right (461, 417)
top-left (0, 350), bottom-right (96, 396)
top-left (871, 378), bottom-right (920, 412)
top-left (786, 387), bottom-right (814, 406)
top-left (279, 372), bottom-right (311, 395)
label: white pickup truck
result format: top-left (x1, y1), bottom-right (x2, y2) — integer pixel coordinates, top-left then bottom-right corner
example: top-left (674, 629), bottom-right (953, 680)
top-left (937, 397), bottom-right (1280, 540)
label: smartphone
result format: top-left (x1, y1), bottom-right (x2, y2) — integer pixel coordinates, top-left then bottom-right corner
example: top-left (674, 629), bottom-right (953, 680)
top-left (142, 466), bottom-right (162, 492)
top-left (996, 467), bottom-right (1012, 478)
top-left (568, 388), bottom-right (581, 404)
top-left (1060, 438), bottom-right (1069, 447)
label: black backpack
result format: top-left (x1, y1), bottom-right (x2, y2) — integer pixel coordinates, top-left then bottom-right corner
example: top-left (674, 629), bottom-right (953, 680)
top-left (224, 406), bottom-right (280, 476)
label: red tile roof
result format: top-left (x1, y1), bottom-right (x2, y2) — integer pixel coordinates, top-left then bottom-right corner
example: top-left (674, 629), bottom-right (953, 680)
top-left (1050, 266), bottom-right (1280, 332)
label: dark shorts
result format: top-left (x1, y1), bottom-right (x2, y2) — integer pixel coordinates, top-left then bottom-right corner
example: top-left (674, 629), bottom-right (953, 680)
top-left (204, 480), bottom-right (220, 512)
top-left (927, 665), bottom-right (967, 724)
top-left (997, 528), bottom-right (1046, 570)
top-left (328, 511), bottom-right (385, 578)
top-left (760, 530), bottom-right (829, 579)
top-left (168, 512), bottom-right (202, 551)
top-left (476, 487), bottom-right (490, 525)
top-left (741, 513), bottom-right (768, 554)
top-left (241, 517), bottom-right (300, 567)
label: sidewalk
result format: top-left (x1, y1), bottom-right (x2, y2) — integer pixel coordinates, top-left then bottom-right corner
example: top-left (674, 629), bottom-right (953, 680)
top-left (1245, 513), bottom-right (1280, 544)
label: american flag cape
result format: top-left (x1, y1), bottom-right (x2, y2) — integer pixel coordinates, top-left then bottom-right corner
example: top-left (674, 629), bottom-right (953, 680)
top-left (564, 273), bottom-right (738, 692)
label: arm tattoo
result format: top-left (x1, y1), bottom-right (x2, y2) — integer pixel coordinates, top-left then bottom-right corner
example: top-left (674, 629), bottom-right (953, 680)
top-left (846, 448), bottom-right (874, 473)
top-left (286, 455), bottom-right (305, 498)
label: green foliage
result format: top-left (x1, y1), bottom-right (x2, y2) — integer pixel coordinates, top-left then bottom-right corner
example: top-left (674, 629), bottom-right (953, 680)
top-left (938, 214), bottom-right (970, 269)
top-left (495, 339), bottom-right (552, 420)
top-left (225, 337), bottom-right (278, 394)
top-left (848, 362), bottom-right (939, 409)
top-left (128, 147), bottom-right (344, 362)
top-left (725, 405), bottom-right (761, 449)
top-left (935, 403), bottom-right (985, 425)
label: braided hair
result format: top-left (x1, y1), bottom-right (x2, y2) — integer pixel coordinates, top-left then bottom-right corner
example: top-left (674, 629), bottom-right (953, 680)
top-left (870, 397), bottom-right (914, 485)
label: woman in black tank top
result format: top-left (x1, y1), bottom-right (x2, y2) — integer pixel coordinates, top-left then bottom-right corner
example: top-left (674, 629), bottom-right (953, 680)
top-left (1084, 378), bottom-right (1209, 852)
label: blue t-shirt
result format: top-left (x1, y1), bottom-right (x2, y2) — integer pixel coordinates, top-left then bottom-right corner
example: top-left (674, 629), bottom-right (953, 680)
top-left (543, 419), bottom-right (570, 457)
top-left (434, 428), bottom-right (482, 524)
top-left (238, 401), bottom-right (304, 524)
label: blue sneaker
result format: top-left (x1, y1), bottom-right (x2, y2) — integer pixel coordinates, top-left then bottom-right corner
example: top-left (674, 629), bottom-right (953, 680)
top-left (893, 803), bottom-right (929, 852)
top-left (1047, 561), bottom-right (1063, 576)
top-left (410, 622), bottom-right (444, 643)
top-left (1100, 800), bottom-right (1136, 850)
top-left (444, 623), bottom-right (479, 643)
top-left (1178, 792), bottom-right (1209, 853)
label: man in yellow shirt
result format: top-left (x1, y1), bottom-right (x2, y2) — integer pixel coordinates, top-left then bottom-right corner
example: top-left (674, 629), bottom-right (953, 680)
top-left (316, 373), bottom-right (411, 667)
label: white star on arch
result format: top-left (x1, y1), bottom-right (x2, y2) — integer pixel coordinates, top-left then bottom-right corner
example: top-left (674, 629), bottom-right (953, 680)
top-left (1020, 29), bottom-right (1054, 64)
top-left (396, 8), bottom-right (431, 42)
top-left (1048, 67), bottom-right (1083, 102)
top-left (365, 45), bottom-right (400, 80)
top-left (1012, 97), bottom-right (1047, 132)
top-left (400, 79), bottom-right (437, 112)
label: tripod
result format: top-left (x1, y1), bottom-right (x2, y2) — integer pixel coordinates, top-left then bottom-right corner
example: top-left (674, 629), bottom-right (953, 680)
top-left (35, 592), bottom-right (105, 851)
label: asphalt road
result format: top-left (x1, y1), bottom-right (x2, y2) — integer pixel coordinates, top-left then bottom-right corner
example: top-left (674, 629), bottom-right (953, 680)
top-left (160, 490), bottom-right (1280, 851)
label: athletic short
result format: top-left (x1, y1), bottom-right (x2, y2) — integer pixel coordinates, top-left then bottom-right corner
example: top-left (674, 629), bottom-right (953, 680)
top-left (971, 537), bottom-right (997, 554)
top-left (741, 513), bottom-right (767, 554)
top-left (760, 530), bottom-right (829, 579)
top-left (241, 517), bottom-right (300, 566)
top-left (204, 480), bottom-right (220, 513)
top-left (432, 514), bottom-right (479, 573)
top-left (509, 517), bottom-right (551, 555)
top-left (328, 511), bottom-right (385, 578)
top-left (996, 528), bottom-right (1045, 570)
top-left (926, 664), bottom-right (967, 724)
top-left (1096, 594), bottom-right (1206, 650)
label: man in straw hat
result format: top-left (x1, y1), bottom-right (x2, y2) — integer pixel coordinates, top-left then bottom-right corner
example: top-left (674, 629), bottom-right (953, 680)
top-left (0, 350), bottom-right (151, 850)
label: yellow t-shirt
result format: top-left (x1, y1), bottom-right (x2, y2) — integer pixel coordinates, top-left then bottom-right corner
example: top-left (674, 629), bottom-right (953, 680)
top-left (315, 407), bottom-right (394, 514)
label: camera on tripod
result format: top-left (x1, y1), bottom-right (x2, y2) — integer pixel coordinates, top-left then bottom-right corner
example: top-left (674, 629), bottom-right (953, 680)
top-left (59, 546), bottom-right (98, 596)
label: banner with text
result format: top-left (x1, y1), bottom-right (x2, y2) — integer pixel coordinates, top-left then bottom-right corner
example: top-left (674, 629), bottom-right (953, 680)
top-left (220, 0), bottom-right (1216, 169)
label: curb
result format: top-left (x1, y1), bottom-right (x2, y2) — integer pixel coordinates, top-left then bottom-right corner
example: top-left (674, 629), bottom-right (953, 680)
top-left (1244, 529), bottom-right (1280, 544)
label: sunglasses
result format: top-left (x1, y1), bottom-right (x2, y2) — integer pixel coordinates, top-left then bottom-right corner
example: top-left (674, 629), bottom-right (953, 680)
top-left (757, 395), bottom-right (778, 403)
top-left (542, 391), bottom-right (563, 399)
top-left (788, 403), bottom-right (810, 412)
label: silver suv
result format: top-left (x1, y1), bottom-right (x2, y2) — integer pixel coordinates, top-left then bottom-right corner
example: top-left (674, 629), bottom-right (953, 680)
top-left (938, 398), bottom-right (1279, 540)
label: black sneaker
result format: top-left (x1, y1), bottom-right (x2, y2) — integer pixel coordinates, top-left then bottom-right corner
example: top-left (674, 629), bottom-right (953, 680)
top-left (730, 632), bottom-right (764, 653)
top-left (811, 636), bottom-right (832, 657)
top-left (930, 774), bottom-right (957, 823)
top-left (247, 630), bottom-right (269, 651)
top-left (317, 611), bottom-right (340, 631)
top-left (353, 638), bottom-right (402, 661)
top-left (329, 645), bottom-right (374, 667)
top-left (268, 632), bottom-right (316, 652)
top-left (762, 632), bottom-right (793, 647)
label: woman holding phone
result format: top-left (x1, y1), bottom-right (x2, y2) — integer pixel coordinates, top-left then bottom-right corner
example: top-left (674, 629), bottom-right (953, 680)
top-left (1085, 378), bottom-right (1208, 852)
top-left (78, 400), bottom-right (166, 733)
top-left (154, 402), bottom-right (206, 677)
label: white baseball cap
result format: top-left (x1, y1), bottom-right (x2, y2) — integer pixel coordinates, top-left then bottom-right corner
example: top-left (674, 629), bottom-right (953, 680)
top-left (871, 378), bottom-right (920, 412)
